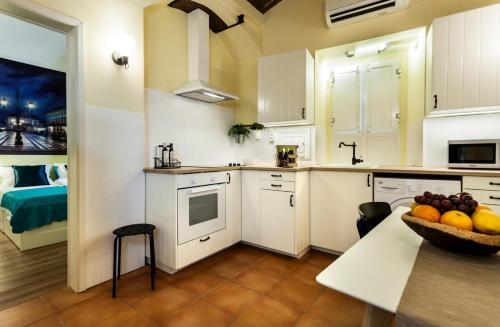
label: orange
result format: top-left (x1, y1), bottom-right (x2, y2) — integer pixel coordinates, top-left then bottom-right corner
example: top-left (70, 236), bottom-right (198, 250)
top-left (440, 210), bottom-right (473, 231)
top-left (412, 205), bottom-right (441, 223)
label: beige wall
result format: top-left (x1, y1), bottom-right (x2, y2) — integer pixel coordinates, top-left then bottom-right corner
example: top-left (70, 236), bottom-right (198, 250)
top-left (33, 0), bottom-right (148, 113)
top-left (144, 3), bottom-right (240, 110)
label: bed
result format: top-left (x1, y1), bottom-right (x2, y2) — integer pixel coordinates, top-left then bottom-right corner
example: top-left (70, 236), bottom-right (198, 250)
top-left (0, 184), bottom-right (68, 251)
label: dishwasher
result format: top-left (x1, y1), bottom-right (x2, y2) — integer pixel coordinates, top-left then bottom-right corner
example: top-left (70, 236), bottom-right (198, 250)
top-left (374, 174), bottom-right (462, 210)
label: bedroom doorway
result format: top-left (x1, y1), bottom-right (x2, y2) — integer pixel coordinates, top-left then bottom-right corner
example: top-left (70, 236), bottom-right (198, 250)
top-left (0, 0), bottom-right (83, 310)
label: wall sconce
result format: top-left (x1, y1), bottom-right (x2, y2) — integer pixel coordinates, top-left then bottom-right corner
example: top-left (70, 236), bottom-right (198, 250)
top-left (112, 52), bottom-right (129, 69)
top-left (111, 33), bottom-right (136, 69)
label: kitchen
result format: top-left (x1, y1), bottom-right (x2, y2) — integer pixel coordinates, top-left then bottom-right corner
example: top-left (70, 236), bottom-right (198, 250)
top-left (143, 1), bottom-right (500, 326)
top-left (1, 0), bottom-right (500, 326)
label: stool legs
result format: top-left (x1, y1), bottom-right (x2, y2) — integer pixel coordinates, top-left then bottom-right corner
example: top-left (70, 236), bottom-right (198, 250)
top-left (117, 236), bottom-right (122, 280)
top-left (149, 231), bottom-right (156, 290)
top-left (112, 236), bottom-right (118, 298)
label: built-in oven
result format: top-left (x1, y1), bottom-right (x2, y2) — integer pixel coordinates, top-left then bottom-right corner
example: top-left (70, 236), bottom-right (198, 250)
top-left (448, 139), bottom-right (500, 169)
top-left (177, 172), bottom-right (226, 244)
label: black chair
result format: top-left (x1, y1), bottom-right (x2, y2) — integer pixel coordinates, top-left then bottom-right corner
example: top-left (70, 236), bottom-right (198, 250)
top-left (112, 223), bottom-right (156, 298)
top-left (357, 202), bottom-right (392, 238)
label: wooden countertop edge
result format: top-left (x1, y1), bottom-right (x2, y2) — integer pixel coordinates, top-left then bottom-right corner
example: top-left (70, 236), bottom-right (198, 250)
top-left (143, 166), bottom-right (500, 177)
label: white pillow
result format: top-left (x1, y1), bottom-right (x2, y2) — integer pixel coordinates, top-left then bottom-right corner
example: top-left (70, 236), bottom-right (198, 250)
top-left (0, 166), bottom-right (15, 189)
top-left (53, 178), bottom-right (67, 186)
top-left (54, 163), bottom-right (67, 179)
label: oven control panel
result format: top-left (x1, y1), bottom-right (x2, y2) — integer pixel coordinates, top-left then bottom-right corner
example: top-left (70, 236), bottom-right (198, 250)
top-left (177, 172), bottom-right (227, 189)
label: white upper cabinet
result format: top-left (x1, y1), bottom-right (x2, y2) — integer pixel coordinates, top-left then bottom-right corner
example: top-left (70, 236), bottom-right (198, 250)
top-left (332, 67), bottom-right (361, 134)
top-left (430, 4), bottom-right (500, 112)
top-left (258, 49), bottom-right (315, 126)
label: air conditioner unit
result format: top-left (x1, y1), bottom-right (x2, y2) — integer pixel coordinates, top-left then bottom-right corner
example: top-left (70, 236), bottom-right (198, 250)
top-left (325, 0), bottom-right (410, 27)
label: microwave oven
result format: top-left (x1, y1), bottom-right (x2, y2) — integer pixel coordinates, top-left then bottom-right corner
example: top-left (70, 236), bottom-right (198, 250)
top-left (448, 140), bottom-right (500, 169)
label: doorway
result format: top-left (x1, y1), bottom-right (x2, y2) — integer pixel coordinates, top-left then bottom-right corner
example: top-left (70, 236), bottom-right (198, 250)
top-left (0, 0), bottom-right (84, 309)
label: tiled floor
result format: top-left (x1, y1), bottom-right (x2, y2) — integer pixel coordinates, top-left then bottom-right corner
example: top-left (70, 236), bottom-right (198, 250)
top-left (0, 243), bottom-right (366, 327)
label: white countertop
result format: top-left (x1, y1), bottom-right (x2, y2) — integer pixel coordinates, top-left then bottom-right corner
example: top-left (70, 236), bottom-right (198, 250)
top-left (315, 207), bottom-right (423, 313)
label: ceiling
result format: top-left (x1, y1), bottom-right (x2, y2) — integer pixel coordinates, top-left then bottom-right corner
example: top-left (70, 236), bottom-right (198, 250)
top-left (246, 0), bottom-right (282, 14)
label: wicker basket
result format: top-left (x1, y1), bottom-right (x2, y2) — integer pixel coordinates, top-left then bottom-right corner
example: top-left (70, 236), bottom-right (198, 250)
top-left (401, 212), bottom-right (500, 256)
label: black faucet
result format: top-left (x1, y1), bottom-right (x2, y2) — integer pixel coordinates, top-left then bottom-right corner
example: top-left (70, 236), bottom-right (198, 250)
top-left (339, 142), bottom-right (364, 165)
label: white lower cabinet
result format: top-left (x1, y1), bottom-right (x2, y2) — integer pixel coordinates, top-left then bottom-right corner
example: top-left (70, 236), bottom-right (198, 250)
top-left (226, 171), bottom-right (242, 246)
top-left (310, 171), bottom-right (373, 253)
top-left (260, 190), bottom-right (295, 254)
top-left (463, 176), bottom-right (500, 212)
top-left (242, 170), bottom-right (310, 257)
top-left (242, 171), bottom-right (261, 244)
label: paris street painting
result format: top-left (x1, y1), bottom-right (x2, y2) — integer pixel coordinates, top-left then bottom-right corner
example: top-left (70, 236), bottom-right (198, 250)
top-left (0, 57), bottom-right (66, 155)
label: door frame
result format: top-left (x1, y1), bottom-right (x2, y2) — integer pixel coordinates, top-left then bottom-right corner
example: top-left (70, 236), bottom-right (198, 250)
top-left (0, 0), bottom-right (86, 292)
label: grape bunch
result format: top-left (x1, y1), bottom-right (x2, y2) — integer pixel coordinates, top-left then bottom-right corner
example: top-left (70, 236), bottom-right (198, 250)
top-left (414, 191), bottom-right (478, 216)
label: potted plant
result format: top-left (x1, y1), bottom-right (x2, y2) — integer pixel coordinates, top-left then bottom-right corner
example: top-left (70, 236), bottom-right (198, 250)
top-left (249, 122), bottom-right (264, 140)
top-left (228, 124), bottom-right (251, 144)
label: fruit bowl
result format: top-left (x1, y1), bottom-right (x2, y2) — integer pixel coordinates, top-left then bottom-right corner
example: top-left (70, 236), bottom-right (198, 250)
top-left (402, 212), bottom-right (500, 256)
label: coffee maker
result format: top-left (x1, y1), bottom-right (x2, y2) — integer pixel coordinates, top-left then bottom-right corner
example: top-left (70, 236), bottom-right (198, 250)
top-left (154, 143), bottom-right (181, 169)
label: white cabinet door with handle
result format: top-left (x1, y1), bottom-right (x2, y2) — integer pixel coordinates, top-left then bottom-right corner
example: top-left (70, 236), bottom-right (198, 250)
top-left (260, 190), bottom-right (295, 254)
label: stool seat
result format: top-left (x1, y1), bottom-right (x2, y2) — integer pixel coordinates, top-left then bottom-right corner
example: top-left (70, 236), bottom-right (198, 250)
top-left (113, 223), bottom-right (155, 237)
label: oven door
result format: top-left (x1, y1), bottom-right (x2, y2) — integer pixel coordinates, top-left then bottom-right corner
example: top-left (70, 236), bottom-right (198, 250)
top-left (177, 183), bottom-right (226, 244)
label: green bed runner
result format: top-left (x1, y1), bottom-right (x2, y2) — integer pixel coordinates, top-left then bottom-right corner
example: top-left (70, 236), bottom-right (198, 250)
top-left (1, 186), bottom-right (67, 233)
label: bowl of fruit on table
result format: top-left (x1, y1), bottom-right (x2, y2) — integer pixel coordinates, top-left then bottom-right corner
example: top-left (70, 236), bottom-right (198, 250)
top-left (402, 192), bottom-right (500, 255)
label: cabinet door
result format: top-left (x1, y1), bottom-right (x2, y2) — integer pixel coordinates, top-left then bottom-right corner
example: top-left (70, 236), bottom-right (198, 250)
top-left (310, 171), bottom-right (372, 253)
top-left (431, 16), bottom-right (449, 111)
top-left (258, 49), bottom-right (314, 126)
top-left (332, 67), bottom-right (361, 134)
top-left (365, 63), bottom-right (399, 134)
top-left (260, 190), bottom-right (295, 254)
top-left (242, 171), bottom-right (261, 244)
top-left (225, 171), bottom-right (241, 246)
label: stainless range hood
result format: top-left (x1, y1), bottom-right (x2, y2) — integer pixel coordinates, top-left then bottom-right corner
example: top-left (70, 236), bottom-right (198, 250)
top-left (174, 9), bottom-right (239, 103)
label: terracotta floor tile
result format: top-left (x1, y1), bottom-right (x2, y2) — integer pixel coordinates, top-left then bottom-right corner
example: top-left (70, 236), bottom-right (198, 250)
top-left (295, 289), bottom-right (366, 327)
top-left (209, 257), bottom-right (253, 279)
top-left (162, 300), bottom-right (232, 327)
top-left (255, 254), bottom-right (301, 276)
top-left (133, 286), bottom-right (196, 325)
top-left (95, 306), bottom-right (155, 327)
top-left (42, 286), bottom-right (106, 312)
top-left (26, 315), bottom-right (63, 327)
top-left (234, 266), bottom-right (283, 293)
top-left (202, 282), bottom-right (261, 316)
top-left (230, 296), bottom-right (301, 327)
top-left (268, 277), bottom-right (323, 312)
top-left (303, 251), bottom-right (338, 269)
top-left (159, 265), bottom-right (201, 283)
top-left (0, 297), bottom-right (52, 327)
top-left (225, 246), bottom-right (269, 264)
top-left (111, 273), bottom-right (168, 305)
top-left (172, 271), bottom-right (227, 296)
top-left (287, 263), bottom-right (325, 289)
top-left (56, 293), bottom-right (130, 327)
top-left (100, 266), bottom-right (153, 289)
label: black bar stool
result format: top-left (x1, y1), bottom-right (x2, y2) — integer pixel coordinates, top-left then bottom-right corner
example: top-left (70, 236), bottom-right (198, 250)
top-left (112, 223), bottom-right (156, 298)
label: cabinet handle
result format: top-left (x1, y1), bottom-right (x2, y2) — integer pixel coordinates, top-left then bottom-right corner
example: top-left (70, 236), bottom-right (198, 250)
top-left (227, 172), bottom-right (231, 184)
top-left (200, 236), bottom-right (211, 242)
top-left (302, 108), bottom-right (306, 119)
top-left (271, 174), bottom-right (282, 178)
top-left (271, 184), bottom-right (282, 187)
top-left (433, 95), bottom-right (438, 109)
top-left (367, 174), bottom-right (371, 187)
top-left (330, 117), bottom-right (335, 125)
top-left (489, 182), bottom-right (500, 186)
top-left (290, 194), bottom-right (294, 207)
top-left (489, 196), bottom-right (500, 200)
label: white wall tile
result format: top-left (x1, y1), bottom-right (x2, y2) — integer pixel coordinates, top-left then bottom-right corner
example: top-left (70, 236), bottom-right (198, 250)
top-left (423, 112), bottom-right (500, 166)
top-left (84, 106), bottom-right (145, 288)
